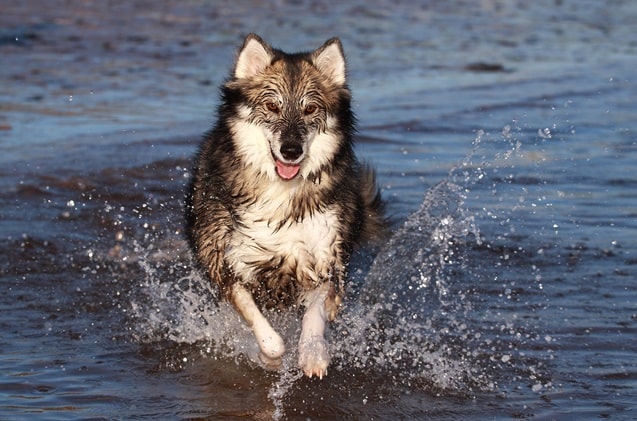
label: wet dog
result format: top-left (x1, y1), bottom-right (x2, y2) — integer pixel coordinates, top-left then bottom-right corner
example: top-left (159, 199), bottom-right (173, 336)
top-left (185, 34), bottom-right (384, 378)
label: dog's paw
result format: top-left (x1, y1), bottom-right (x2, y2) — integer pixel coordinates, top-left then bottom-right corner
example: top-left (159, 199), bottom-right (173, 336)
top-left (298, 335), bottom-right (330, 379)
top-left (255, 330), bottom-right (286, 361)
top-left (255, 332), bottom-right (285, 371)
top-left (258, 352), bottom-right (283, 371)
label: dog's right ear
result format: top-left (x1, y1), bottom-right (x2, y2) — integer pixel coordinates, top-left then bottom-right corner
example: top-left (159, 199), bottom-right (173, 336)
top-left (234, 34), bottom-right (273, 79)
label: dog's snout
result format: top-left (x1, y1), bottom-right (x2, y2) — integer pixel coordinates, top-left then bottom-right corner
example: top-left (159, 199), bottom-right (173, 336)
top-left (280, 143), bottom-right (303, 161)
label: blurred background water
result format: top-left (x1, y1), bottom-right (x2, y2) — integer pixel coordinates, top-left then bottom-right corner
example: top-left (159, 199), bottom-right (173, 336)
top-left (1, 0), bottom-right (636, 419)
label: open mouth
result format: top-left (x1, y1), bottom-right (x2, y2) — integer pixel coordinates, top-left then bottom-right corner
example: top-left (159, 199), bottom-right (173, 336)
top-left (275, 159), bottom-right (301, 180)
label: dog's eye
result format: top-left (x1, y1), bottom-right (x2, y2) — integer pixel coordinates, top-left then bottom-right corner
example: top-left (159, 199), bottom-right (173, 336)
top-left (266, 101), bottom-right (280, 113)
top-left (304, 104), bottom-right (317, 115)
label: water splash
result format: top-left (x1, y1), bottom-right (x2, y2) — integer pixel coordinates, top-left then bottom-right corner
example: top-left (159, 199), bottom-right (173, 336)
top-left (326, 131), bottom-right (493, 393)
top-left (119, 126), bottom-right (551, 417)
top-left (267, 353), bottom-right (304, 421)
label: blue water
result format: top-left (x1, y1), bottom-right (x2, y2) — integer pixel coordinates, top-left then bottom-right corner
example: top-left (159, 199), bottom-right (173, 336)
top-left (1, 1), bottom-right (636, 419)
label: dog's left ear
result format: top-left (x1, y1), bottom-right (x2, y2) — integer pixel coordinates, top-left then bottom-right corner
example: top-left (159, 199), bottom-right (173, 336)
top-left (312, 38), bottom-right (346, 85)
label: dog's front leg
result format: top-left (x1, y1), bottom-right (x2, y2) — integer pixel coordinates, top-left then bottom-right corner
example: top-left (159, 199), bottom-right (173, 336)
top-left (298, 282), bottom-right (333, 378)
top-left (231, 283), bottom-right (286, 368)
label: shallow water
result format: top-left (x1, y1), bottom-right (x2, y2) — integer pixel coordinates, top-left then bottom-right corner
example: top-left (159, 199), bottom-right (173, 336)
top-left (1, 0), bottom-right (636, 419)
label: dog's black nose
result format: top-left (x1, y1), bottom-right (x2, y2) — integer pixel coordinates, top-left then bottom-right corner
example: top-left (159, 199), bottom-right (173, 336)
top-left (280, 143), bottom-right (303, 161)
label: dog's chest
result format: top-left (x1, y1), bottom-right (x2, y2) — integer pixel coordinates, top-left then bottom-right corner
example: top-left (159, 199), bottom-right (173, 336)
top-left (226, 189), bottom-right (342, 282)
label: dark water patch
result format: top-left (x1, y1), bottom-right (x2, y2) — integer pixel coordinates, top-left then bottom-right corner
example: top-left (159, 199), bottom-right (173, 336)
top-left (464, 62), bottom-right (509, 73)
top-left (7, 184), bottom-right (54, 198)
top-left (364, 120), bottom-right (474, 134)
top-left (605, 178), bottom-right (637, 188)
top-left (0, 23), bottom-right (53, 47)
top-left (355, 133), bottom-right (405, 145)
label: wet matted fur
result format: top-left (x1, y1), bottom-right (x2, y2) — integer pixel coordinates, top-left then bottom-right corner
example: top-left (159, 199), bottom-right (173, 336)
top-left (185, 34), bottom-right (384, 377)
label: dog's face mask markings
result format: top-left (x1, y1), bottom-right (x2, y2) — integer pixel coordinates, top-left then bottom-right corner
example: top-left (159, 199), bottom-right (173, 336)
top-left (232, 36), bottom-right (346, 181)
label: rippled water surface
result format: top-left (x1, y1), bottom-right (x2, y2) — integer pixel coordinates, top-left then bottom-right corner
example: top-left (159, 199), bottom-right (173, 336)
top-left (1, 1), bottom-right (636, 419)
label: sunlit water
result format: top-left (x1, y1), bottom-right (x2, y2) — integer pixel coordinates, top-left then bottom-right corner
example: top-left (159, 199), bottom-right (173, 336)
top-left (1, 1), bottom-right (636, 419)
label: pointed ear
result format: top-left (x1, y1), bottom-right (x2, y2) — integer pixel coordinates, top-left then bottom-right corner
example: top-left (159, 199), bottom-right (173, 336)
top-left (312, 37), bottom-right (346, 85)
top-left (234, 34), bottom-right (273, 79)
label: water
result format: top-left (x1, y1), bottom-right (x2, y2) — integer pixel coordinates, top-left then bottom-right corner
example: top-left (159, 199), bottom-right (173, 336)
top-left (2, 0), bottom-right (636, 419)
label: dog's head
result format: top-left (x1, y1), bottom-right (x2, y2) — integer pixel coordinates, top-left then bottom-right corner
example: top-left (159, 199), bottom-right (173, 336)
top-left (224, 34), bottom-right (353, 182)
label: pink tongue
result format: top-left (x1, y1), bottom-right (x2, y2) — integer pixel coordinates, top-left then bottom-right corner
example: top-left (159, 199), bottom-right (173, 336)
top-left (275, 160), bottom-right (300, 180)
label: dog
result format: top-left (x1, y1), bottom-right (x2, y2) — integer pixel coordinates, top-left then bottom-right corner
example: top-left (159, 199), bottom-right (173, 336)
top-left (185, 34), bottom-right (384, 378)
